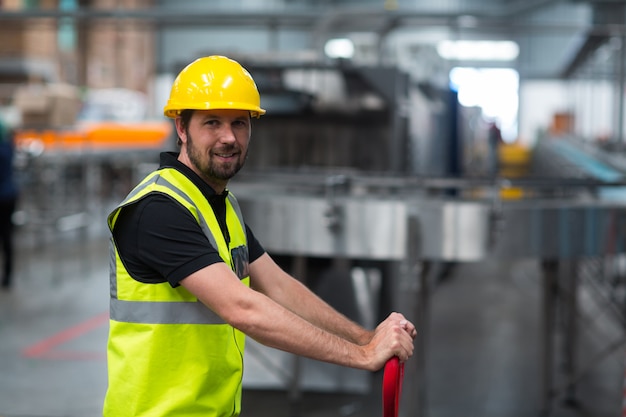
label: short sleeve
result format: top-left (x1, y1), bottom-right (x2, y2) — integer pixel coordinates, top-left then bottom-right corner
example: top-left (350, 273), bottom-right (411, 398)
top-left (112, 194), bottom-right (224, 287)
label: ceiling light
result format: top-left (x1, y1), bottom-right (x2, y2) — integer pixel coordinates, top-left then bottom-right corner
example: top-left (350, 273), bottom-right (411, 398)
top-left (324, 38), bottom-right (355, 59)
top-left (436, 40), bottom-right (519, 61)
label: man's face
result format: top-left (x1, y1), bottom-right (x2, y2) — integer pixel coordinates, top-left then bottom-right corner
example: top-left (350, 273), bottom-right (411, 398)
top-left (176, 109), bottom-right (251, 192)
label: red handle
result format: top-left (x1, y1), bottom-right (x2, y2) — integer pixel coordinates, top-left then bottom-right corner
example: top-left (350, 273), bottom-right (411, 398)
top-left (382, 356), bottom-right (404, 417)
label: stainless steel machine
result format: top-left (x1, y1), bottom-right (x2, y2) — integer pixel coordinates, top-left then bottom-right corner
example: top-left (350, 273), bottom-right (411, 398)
top-left (225, 60), bottom-right (626, 416)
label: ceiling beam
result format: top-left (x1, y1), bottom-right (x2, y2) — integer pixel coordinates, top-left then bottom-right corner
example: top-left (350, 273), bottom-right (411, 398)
top-left (0, 5), bottom-right (590, 30)
top-left (560, 32), bottom-right (610, 78)
top-left (559, 1), bottom-right (625, 78)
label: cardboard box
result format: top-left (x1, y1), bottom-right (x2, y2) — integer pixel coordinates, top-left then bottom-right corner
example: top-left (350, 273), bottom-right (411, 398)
top-left (13, 83), bottom-right (82, 128)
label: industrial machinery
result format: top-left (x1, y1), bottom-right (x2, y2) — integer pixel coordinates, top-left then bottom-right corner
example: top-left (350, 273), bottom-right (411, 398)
top-left (220, 59), bottom-right (626, 416)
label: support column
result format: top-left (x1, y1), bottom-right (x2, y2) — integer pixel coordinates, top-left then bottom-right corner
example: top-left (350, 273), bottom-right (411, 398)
top-left (561, 259), bottom-right (579, 406)
top-left (540, 259), bottom-right (559, 416)
top-left (288, 255), bottom-right (307, 417)
top-left (397, 216), bottom-right (427, 417)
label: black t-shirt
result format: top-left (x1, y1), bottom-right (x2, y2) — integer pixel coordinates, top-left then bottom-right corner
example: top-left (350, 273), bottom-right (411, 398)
top-left (111, 152), bottom-right (265, 287)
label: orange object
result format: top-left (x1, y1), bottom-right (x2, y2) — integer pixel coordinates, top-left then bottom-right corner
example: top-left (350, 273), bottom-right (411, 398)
top-left (550, 112), bottom-right (574, 136)
top-left (15, 120), bottom-right (173, 152)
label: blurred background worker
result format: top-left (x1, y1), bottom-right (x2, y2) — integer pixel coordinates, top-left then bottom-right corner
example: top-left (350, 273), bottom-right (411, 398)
top-left (0, 118), bottom-right (17, 290)
top-left (103, 56), bottom-right (416, 417)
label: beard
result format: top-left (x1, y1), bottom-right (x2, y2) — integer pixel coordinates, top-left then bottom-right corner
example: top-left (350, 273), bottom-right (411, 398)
top-left (185, 129), bottom-right (247, 183)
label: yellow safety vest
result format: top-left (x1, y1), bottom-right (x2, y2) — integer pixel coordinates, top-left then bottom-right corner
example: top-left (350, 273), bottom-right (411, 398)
top-left (103, 167), bottom-right (249, 417)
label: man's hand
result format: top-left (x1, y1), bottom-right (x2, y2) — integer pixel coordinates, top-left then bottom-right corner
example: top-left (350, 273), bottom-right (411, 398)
top-left (362, 312), bottom-right (416, 371)
top-left (375, 312), bottom-right (417, 342)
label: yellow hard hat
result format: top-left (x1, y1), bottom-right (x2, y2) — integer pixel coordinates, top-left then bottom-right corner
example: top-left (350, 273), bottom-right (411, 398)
top-left (163, 55), bottom-right (266, 119)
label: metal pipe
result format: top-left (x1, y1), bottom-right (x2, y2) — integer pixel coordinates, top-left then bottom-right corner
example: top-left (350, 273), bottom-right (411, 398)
top-left (235, 171), bottom-right (626, 191)
top-left (618, 34), bottom-right (626, 145)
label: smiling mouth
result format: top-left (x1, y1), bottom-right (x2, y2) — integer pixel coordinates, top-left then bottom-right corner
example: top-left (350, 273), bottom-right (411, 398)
top-left (215, 152), bottom-right (237, 158)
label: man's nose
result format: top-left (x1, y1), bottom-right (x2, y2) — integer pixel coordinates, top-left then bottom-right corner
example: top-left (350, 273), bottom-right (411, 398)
top-left (220, 125), bottom-right (237, 143)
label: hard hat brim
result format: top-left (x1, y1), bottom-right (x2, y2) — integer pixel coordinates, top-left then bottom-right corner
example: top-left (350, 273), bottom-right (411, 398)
top-left (163, 101), bottom-right (266, 119)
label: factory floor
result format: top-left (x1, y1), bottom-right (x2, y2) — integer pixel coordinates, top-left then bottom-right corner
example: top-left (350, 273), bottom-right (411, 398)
top-left (0, 228), bottom-right (623, 417)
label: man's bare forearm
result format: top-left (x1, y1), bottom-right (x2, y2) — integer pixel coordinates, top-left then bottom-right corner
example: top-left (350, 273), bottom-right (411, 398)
top-left (273, 275), bottom-right (373, 345)
top-left (249, 255), bottom-right (373, 344)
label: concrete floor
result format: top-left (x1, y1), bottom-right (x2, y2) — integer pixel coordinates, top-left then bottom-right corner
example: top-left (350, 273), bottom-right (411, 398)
top-left (0, 228), bottom-right (623, 417)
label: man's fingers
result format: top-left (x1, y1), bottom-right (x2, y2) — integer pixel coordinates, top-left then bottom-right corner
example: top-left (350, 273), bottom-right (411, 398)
top-left (399, 319), bottom-right (417, 339)
top-left (394, 328), bottom-right (415, 362)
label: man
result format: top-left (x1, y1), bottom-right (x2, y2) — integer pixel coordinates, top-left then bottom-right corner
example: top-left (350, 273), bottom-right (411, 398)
top-left (0, 119), bottom-right (17, 290)
top-left (103, 55), bottom-right (416, 417)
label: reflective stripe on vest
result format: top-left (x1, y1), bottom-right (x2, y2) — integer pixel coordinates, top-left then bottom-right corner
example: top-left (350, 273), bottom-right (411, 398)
top-left (107, 168), bottom-right (249, 324)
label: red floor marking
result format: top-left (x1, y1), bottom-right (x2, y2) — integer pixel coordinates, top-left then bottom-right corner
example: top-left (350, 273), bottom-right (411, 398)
top-left (21, 311), bottom-right (109, 360)
top-left (35, 350), bottom-right (107, 361)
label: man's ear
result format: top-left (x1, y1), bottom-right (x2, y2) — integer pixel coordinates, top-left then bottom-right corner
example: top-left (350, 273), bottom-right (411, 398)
top-left (174, 117), bottom-right (187, 143)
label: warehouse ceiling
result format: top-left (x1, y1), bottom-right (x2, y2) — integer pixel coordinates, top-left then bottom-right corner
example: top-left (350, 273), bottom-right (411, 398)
top-left (0, 0), bottom-right (624, 80)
